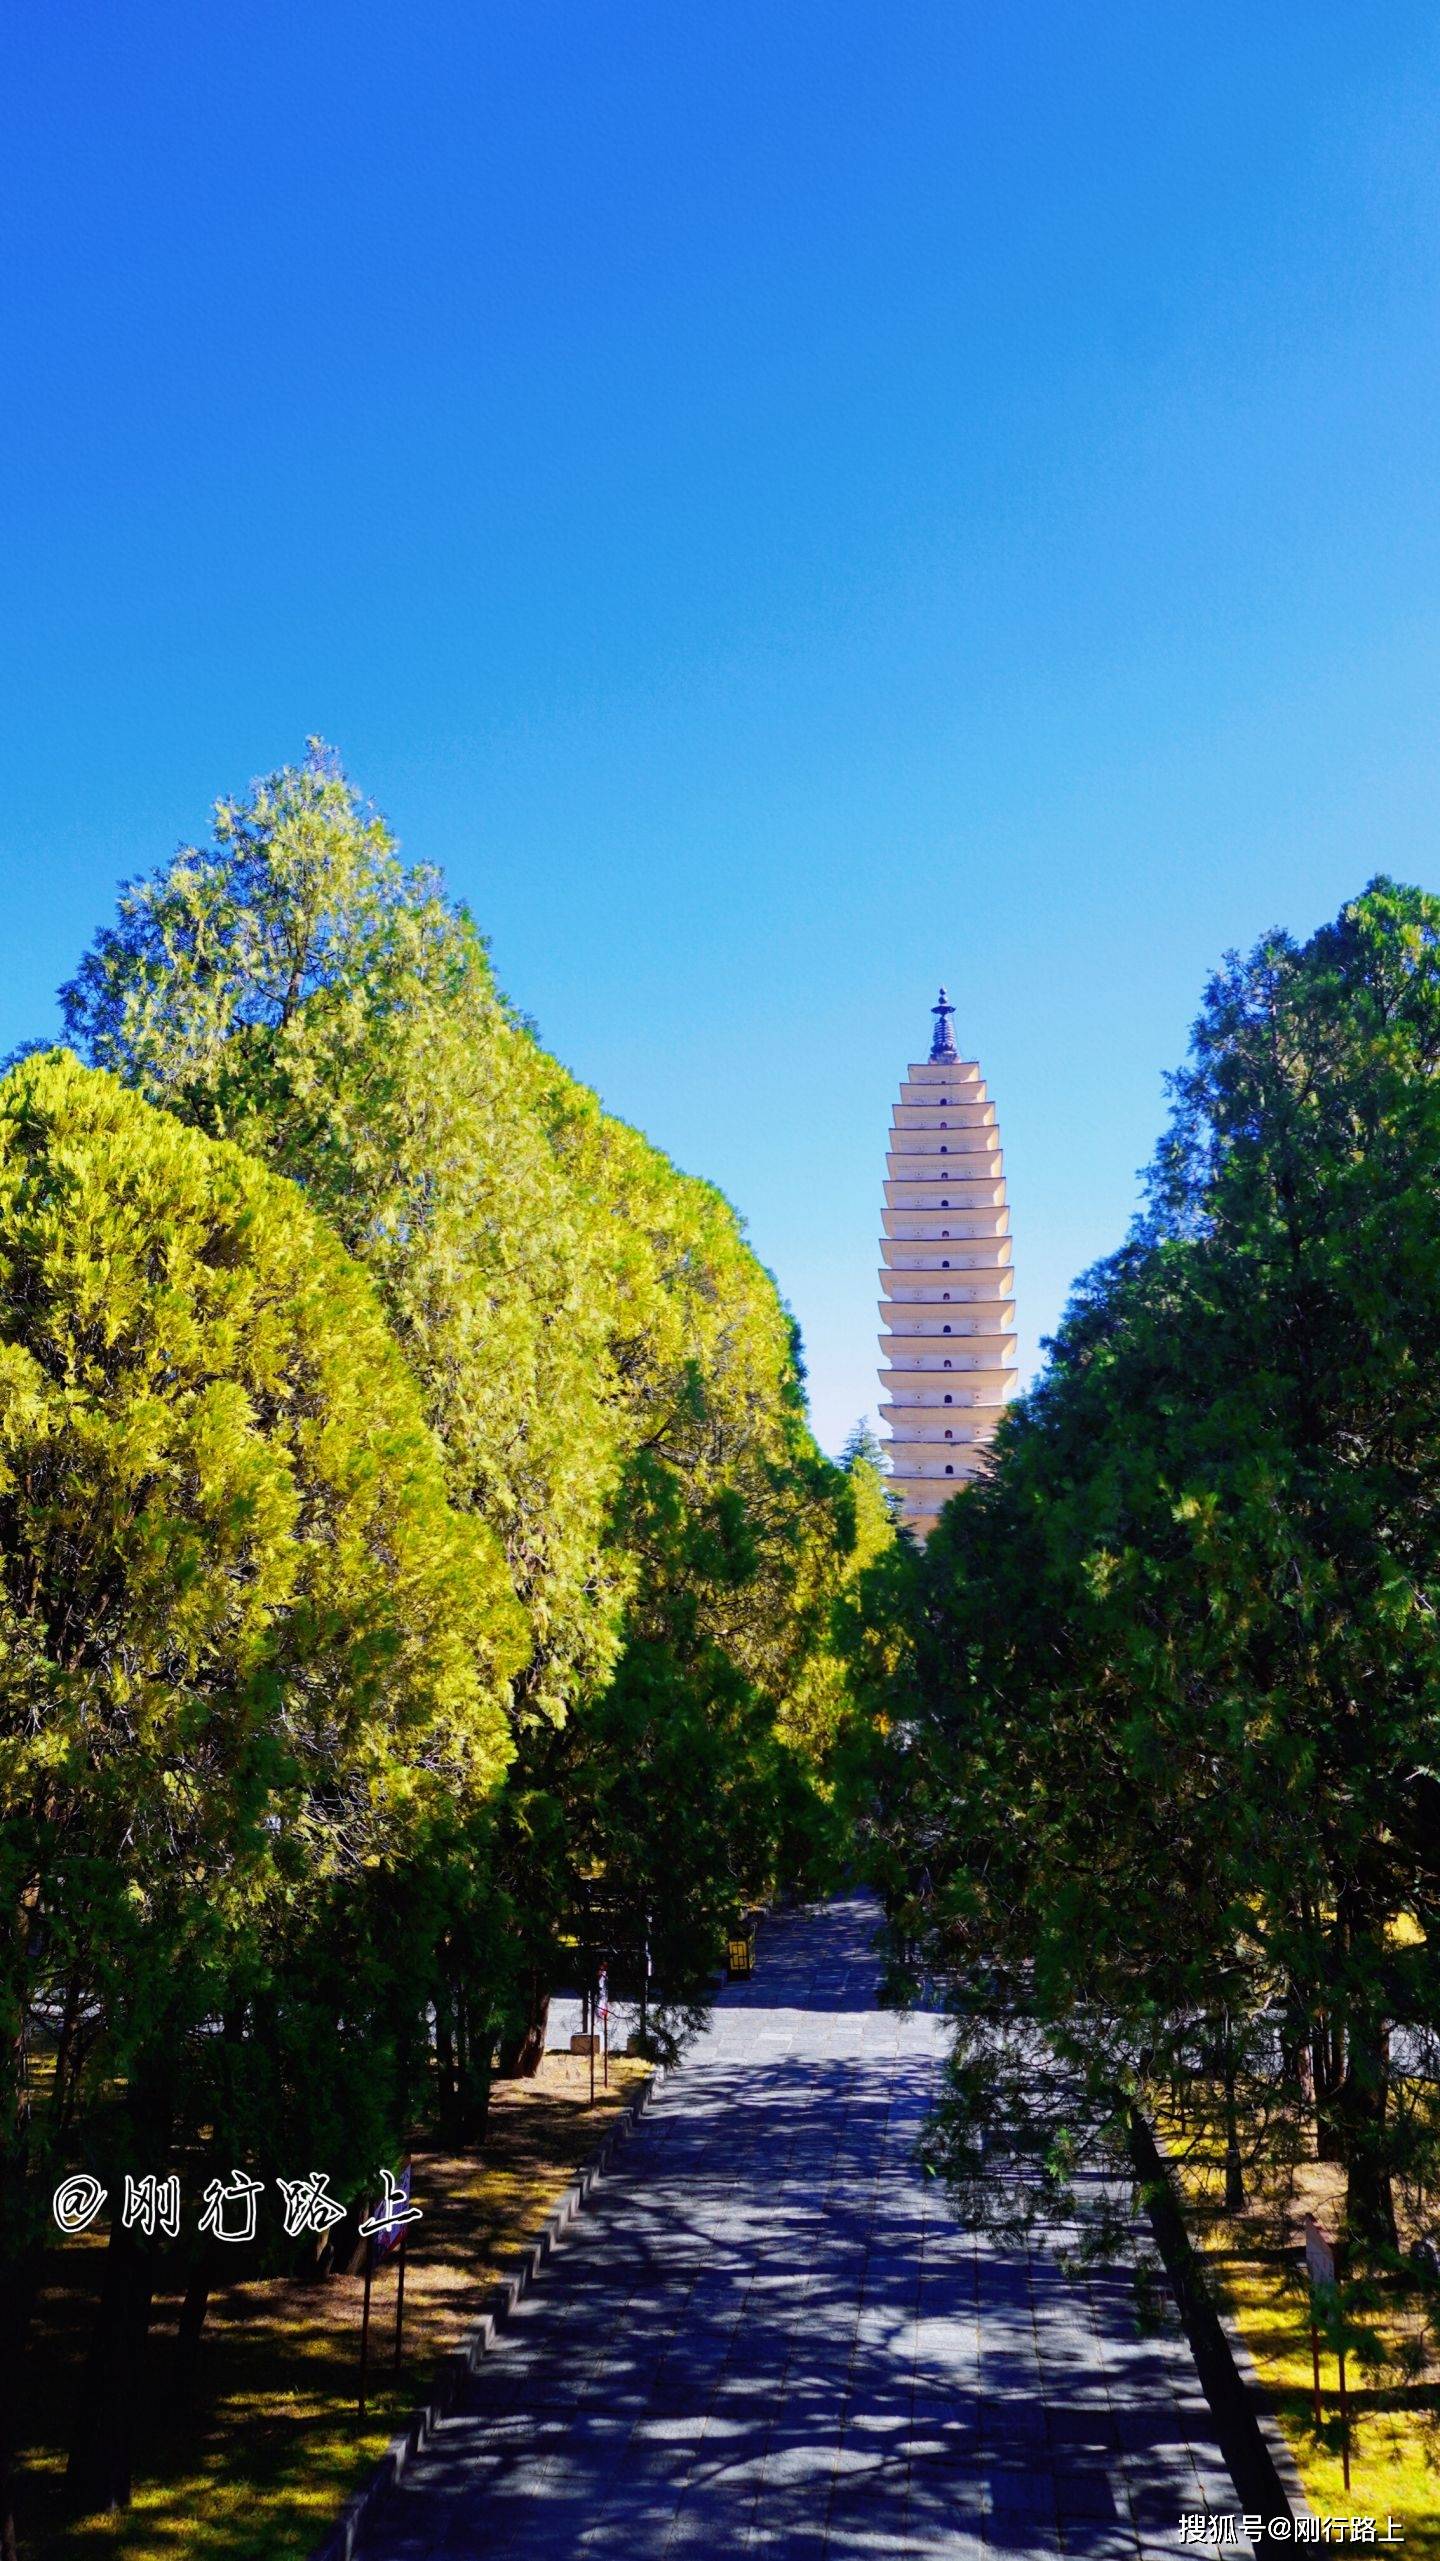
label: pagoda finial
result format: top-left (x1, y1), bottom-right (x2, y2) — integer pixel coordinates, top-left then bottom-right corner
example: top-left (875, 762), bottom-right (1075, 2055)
top-left (929, 985), bottom-right (957, 1063)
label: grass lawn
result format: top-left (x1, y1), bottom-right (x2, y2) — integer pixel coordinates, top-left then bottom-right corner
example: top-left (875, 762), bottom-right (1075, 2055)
top-left (18, 2052), bottom-right (647, 2561)
top-left (1162, 2119), bottom-right (1440, 2553)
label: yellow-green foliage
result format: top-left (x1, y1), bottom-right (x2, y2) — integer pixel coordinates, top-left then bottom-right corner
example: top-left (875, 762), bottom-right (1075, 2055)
top-left (0, 751), bottom-right (891, 2533)
top-left (63, 759), bottom-right (628, 1725)
top-left (60, 749), bottom-right (879, 1894)
top-left (0, 1050), bottom-right (523, 2220)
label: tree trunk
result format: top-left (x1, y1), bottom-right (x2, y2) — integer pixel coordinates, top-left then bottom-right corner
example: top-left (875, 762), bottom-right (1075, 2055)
top-left (1315, 1876), bottom-right (1397, 2251)
top-left (513, 1986), bottom-right (549, 2079)
top-left (0, 2243), bottom-right (40, 2561)
top-left (434, 1981), bottom-right (459, 2142)
top-left (67, 2223), bottom-right (157, 2514)
top-left (460, 2022), bottom-right (495, 2141)
top-left (1313, 2014), bottom-right (1346, 2161)
top-left (176, 2248), bottom-right (217, 2361)
top-left (1337, 2014), bottom-right (1397, 2254)
top-left (49, 1977), bottom-right (83, 2141)
top-left (497, 1972), bottom-right (549, 2079)
top-left (1222, 2044), bottom-right (1245, 2211)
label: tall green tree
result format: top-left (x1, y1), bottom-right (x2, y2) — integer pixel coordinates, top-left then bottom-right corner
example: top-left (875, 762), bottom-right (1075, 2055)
top-left (60, 745), bottom-right (629, 1728)
top-left (888, 880), bottom-right (1440, 2259)
top-left (0, 1051), bottom-right (521, 2524)
top-left (59, 746), bottom-right (870, 2061)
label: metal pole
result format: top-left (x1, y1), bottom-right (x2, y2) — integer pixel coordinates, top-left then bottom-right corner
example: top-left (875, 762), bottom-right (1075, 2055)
top-left (1311, 2317), bottom-right (1322, 2429)
top-left (604, 2003), bottom-right (609, 2088)
top-left (589, 1979), bottom-right (596, 2107)
top-left (1339, 2350), bottom-right (1351, 2491)
top-left (393, 2231), bottom-right (408, 2371)
top-left (358, 2235), bottom-right (375, 2421)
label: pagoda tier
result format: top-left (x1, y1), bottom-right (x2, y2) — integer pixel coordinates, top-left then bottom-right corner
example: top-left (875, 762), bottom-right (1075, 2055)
top-left (878, 1305), bottom-right (1013, 1331)
top-left (877, 991), bottom-right (1019, 1539)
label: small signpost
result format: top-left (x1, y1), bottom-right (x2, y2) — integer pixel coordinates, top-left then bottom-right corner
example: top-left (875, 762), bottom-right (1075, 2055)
top-left (598, 1965), bottom-right (610, 2089)
top-left (1304, 2214), bottom-right (1350, 2491)
top-left (560, 1892), bottom-right (652, 2060)
top-left (357, 2164), bottom-right (419, 2422)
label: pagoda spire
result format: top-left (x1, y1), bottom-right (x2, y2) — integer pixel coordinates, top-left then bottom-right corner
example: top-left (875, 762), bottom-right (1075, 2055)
top-left (928, 986), bottom-right (958, 1063)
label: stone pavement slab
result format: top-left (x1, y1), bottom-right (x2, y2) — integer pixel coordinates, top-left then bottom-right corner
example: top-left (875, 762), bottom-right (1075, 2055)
top-left (356, 1896), bottom-right (1253, 2559)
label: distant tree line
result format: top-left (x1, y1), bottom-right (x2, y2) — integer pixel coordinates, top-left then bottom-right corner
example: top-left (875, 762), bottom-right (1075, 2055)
top-left (0, 746), bottom-right (892, 2536)
top-left (859, 881), bottom-right (1440, 2291)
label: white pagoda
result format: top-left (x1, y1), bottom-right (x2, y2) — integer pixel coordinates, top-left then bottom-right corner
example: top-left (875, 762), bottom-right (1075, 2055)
top-left (878, 990), bottom-right (1018, 1538)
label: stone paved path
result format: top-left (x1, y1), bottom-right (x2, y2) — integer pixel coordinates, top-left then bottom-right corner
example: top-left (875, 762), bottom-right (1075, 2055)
top-left (360, 1896), bottom-right (1252, 2558)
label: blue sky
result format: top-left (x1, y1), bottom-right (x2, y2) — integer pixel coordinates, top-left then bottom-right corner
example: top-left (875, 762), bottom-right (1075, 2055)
top-left (4, 3), bottom-right (1439, 1451)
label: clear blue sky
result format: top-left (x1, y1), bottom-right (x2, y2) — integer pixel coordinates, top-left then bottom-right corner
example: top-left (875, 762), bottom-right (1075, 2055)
top-left (4, 4), bottom-right (1439, 1451)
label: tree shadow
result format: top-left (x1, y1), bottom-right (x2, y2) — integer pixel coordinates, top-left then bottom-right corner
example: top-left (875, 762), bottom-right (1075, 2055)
top-left (365, 2031), bottom-right (1251, 2559)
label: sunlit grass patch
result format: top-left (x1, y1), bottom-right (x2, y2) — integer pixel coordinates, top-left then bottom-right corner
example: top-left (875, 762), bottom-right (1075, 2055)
top-left (1157, 2102), bottom-right (1440, 2556)
top-left (1210, 2235), bottom-right (1439, 2552)
top-left (22, 2054), bottom-right (647, 2561)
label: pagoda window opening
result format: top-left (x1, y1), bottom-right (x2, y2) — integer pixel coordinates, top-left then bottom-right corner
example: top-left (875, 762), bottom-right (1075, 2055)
top-left (945, 1465), bottom-right (955, 1476)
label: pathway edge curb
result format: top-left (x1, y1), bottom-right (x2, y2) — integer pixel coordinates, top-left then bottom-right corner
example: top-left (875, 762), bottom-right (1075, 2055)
top-left (1135, 2110), bottom-right (1312, 2525)
top-left (307, 2061), bottom-right (664, 2561)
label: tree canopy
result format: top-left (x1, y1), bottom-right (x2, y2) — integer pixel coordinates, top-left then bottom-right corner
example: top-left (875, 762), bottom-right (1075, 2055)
top-left (872, 879), bottom-right (1440, 2261)
top-left (57, 745), bottom-right (875, 2064)
top-left (0, 1047), bottom-right (524, 2513)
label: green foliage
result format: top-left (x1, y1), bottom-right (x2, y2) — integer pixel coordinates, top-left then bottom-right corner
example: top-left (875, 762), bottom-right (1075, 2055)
top-left (61, 745), bottom-right (630, 1727)
top-left (0, 1050), bottom-right (526, 2510)
top-left (0, 743), bottom-right (888, 2530)
top-left (883, 879), bottom-right (1440, 2258)
top-left (0, 1047), bottom-right (521, 2191)
top-left (58, 745), bottom-right (881, 2044)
